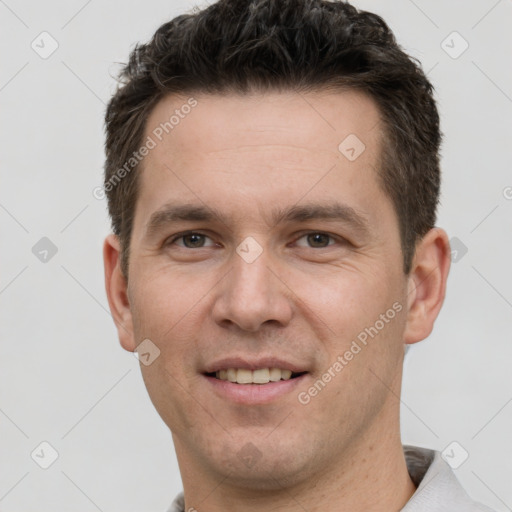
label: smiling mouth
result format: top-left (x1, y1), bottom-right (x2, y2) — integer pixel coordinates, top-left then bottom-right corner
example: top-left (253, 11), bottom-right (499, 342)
top-left (206, 368), bottom-right (308, 384)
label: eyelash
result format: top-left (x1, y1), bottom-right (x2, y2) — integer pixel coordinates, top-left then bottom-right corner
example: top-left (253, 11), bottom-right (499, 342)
top-left (165, 231), bottom-right (344, 249)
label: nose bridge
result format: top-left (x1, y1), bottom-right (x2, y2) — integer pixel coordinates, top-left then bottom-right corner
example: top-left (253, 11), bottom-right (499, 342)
top-left (213, 238), bottom-right (293, 331)
top-left (233, 243), bottom-right (272, 299)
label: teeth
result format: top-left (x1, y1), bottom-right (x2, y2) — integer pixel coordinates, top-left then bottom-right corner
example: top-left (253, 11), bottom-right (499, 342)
top-left (269, 368), bottom-right (282, 381)
top-left (281, 369), bottom-right (292, 380)
top-left (253, 368), bottom-right (270, 384)
top-left (236, 368), bottom-right (252, 384)
top-left (214, 368), bottom-right (297, 384)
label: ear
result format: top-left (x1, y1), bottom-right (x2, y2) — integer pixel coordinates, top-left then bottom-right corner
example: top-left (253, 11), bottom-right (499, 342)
top-left (403, 227), bottom-right (451, 345)
top-left (103, 234), bottom-right (136, 352)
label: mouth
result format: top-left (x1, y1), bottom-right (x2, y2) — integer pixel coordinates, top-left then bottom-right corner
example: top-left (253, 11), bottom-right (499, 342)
top-left (202, 359), bottom-right (310, 404)
top-left (205, 368), bottom-right (308, 384)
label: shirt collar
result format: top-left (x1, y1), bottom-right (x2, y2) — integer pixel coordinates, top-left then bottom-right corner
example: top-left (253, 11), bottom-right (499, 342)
top-left (401, 445), bottom-right (493, 511)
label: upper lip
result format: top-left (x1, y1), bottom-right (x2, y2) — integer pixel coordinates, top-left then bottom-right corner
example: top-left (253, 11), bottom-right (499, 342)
top-left (203, 356), bottom-right (309, 374)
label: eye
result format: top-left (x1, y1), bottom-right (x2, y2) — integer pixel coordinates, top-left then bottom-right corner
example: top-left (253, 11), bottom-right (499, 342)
top-left (166, 231), bottom-right (343, 251)
top-left (167, 232), bottom-right (216, 249)
top-left (295, 232), bottom-right (337, 248)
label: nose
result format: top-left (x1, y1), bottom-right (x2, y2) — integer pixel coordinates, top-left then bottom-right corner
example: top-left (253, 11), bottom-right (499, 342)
top-left (211, 244), bottom-right (294, 332)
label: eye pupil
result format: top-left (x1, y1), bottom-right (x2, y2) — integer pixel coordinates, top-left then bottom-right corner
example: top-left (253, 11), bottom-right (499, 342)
top-left (308, 233), bottom-right (329, 247)
top-left (184, 234), bottom-right (204, 248)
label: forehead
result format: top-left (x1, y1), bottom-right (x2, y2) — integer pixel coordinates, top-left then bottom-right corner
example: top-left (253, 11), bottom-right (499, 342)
top-left (144, 89), bottom-right (381, 163)
top-left (133, 89), bottom-right (389, 233)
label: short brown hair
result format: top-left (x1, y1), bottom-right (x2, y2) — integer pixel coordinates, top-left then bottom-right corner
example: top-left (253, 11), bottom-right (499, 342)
top-left (104, 0), bottom-right (441, 277)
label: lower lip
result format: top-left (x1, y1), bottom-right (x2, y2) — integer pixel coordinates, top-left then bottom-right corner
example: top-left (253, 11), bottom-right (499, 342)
top-left (203, 374), bottom-right (308, 404)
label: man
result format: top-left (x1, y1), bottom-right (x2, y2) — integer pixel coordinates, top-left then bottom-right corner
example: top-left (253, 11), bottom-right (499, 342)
top-left (102, 1), bottom-right (495, 510)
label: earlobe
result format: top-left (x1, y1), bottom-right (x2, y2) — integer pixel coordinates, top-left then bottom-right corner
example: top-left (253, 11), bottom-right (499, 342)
top-left (103, 234), bottom-right (136, 352)
top-left (403, 227), bottom-right (451, 345)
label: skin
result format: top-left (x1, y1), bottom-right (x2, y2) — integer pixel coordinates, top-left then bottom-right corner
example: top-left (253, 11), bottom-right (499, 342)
top-left (104, 90), bottom-right (451, 512)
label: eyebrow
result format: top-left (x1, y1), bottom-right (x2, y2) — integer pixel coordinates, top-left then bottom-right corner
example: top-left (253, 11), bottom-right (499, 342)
top-left (145, 201), bottom-right (370, 238)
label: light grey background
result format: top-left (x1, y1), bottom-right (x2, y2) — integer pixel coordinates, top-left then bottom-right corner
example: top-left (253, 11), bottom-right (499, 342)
top-left (1, 0), bottom-right (511, 510)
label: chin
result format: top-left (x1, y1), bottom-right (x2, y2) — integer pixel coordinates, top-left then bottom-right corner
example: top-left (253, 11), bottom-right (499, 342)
top-left (204, 433), bottom-right (315, 490)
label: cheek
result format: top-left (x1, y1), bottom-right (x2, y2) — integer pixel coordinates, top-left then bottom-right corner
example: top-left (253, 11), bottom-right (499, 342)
top-left (130, 263), bottom-right (202, 326)
top-left (130, 272), bottom-right (208, 433)
top-left (302, 263), bottom-right (395, 334)
top-left (300, 262), bottom-right (407, 391)
top-left (128, 270), bottom-right (205, 369)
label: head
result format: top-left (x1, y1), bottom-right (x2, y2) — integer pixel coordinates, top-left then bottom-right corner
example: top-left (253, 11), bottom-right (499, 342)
top-left (103, 0), bottom-right (450, 495)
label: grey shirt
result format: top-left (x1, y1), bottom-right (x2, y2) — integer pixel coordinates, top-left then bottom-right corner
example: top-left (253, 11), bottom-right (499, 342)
top-left (167, 445), bottom-right (495, 512)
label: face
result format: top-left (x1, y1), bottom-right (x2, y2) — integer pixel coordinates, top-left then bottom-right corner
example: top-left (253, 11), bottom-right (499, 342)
top-left (106, 90), bottom-right (437, 490)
